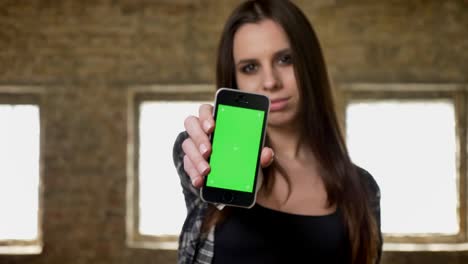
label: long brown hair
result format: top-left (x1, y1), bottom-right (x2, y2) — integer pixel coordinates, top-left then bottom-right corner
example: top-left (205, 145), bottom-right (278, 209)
top-left (208, 0), bottom-right (380, 263)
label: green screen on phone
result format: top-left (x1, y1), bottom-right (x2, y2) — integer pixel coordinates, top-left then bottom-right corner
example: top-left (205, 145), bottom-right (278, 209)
top-left (206, 104), bottom-right (265, 193)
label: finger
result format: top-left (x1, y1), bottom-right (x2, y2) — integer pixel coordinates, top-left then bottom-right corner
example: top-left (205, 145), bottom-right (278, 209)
top-left (199, 104), bottom-right (214, 134)
top-left (184, 115), bottom-right (211, 158)
top-left (260, 147), bottom-right (274, 168)
top-left (183, 155), bottom-right (203, 188)
top-left (182, 138), bottom-right (211, 176)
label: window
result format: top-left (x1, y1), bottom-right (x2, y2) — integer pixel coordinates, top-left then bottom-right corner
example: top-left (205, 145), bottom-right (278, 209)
top-left (127, 85), bottom-right (213, 249)
top-left (0, 90), bottom-right (43, 254)
top-left (339, 83), bottom-right (465, 247)
top-left (348, 100), bottom-right (457, 234)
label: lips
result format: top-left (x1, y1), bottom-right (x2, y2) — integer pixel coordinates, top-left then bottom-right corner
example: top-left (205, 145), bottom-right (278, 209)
top-left (270, 97), bottom-right (289, 112)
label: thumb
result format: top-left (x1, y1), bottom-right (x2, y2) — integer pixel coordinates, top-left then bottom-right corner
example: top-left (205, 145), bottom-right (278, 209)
top-left (260, 147), bottom-right (274, 168)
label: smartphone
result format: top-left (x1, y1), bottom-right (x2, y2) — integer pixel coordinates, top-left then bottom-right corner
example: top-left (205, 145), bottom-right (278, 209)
top-left (200, 88), bottom-right (270, 208)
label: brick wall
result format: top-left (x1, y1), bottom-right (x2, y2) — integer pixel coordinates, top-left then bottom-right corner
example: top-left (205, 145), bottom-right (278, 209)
top-left (0, 0), bottom-right (467, 263)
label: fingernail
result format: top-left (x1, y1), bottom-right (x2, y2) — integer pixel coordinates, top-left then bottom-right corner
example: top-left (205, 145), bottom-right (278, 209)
top-left (191, 177), bottom-right (199, 186)
top-left (203, 120), bottom-right (211, 132)
top-left (198, 163), bottom-right (209, 175)
top-left (199, 144), bottom-right (208, 155)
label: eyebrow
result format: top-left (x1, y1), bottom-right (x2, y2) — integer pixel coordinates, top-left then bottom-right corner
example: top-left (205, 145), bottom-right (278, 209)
top-left (236, 48), bottom-right (292, 66)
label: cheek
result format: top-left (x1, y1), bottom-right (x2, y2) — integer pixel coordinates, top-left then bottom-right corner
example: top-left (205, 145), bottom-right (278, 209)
top-left (235, 74), bottom-right (260, 92)
top-left (282, 68), bottom-right (298, 91)
top-left (283, 67), bottom-right (296, 86)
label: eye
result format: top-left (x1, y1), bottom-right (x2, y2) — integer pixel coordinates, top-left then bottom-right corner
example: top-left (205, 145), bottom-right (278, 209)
top-left (278, 54), bottom-right (292, 65)
top-left (240, 63), bottom-right (258, 74)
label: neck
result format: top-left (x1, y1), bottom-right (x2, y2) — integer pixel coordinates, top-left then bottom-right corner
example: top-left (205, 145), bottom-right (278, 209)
top-left (267, 122), bottom-right (308, 160)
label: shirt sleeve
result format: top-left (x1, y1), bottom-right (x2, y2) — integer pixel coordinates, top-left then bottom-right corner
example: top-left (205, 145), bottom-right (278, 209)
top-left (172, 131), bottom-right (203, 213)
top-left (356, 166), bottom-right (383, 264)
top-left (371, 176), bottom-right (382, 264)
top-left (172, 131), bottom-right (211, 264)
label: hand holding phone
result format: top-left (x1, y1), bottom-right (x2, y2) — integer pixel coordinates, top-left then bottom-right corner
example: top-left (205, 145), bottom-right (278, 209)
top-left (200, 88), bottom-right (270, 208)
top-left (182, 91), bottom-right (274, 189)
top-left (182, 104), bottom-right (216, 187)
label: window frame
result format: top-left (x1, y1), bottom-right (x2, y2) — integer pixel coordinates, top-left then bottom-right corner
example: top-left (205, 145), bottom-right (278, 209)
top-left (337, 83), bottom-right (467, 246)
top-left (126, 84), bottom-right (214, 250)
top-left (0, 86), bottom-right (44, 255)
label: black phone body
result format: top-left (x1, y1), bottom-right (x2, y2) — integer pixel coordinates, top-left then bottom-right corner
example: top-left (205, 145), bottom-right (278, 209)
top-left (200, 88), bottom-right (270, 208)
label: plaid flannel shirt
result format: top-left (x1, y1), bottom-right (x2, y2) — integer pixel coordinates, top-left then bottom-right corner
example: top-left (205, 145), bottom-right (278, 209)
top-left (172, 131), bottom-right (382, 264)
top-left (173, 131), bottom-right (215, 264)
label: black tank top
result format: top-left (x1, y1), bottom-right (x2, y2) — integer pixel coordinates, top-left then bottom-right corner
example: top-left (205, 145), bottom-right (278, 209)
top-left (213, 203), bottom-right (349, 264)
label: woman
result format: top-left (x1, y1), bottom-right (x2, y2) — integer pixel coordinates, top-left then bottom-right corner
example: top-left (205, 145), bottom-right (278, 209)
top-left (173, 0), bottom-right (382, 263)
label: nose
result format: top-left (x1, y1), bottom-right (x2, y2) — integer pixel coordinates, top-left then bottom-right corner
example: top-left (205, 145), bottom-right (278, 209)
top-left (263, 66), bottom-right (280, 91)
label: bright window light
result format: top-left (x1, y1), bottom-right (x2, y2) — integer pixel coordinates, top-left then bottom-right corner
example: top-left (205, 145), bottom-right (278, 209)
top-left (139, 101), bottom-right (208, 236)
top-left (0, 105), bottom-right (40, 240)
top-left (346, 100), bottom-right (457, 235)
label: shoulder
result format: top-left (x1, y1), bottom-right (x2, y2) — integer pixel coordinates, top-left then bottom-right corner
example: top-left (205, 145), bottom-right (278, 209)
top-left (355, 165), bottom-right (381, 202)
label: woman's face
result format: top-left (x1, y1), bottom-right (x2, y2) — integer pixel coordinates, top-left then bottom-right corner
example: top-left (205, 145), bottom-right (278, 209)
top-left (233, 19), bottom-right (300, 128)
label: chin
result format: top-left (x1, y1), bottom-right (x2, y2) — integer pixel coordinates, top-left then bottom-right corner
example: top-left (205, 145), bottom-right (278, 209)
top-left (267, 112), bottom-right (297, 128)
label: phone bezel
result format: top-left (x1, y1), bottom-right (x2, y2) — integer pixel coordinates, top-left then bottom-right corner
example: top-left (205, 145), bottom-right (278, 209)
top-left (200, 88), bottom-right (270, 208)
